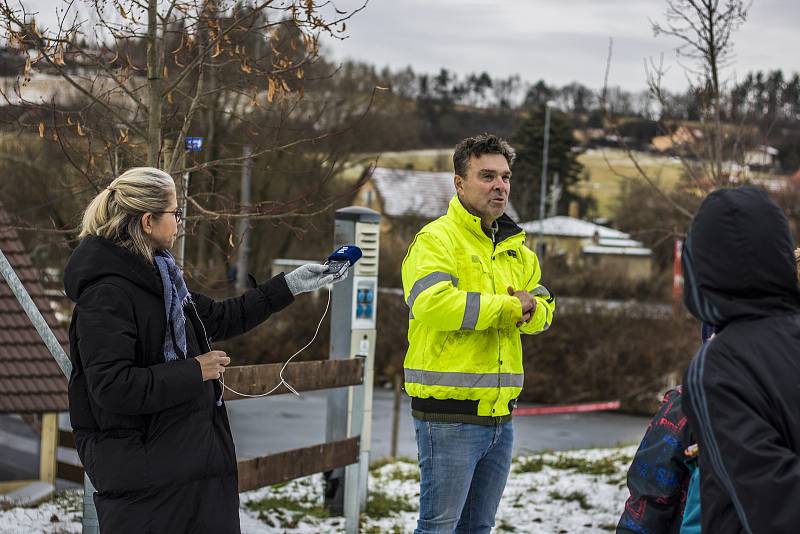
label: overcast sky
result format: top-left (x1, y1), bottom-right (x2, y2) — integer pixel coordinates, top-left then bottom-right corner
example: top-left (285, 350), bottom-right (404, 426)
top-left (15, 0), bottom-right (800, 91)
top-left (321, 0), bottom-right (800, 92)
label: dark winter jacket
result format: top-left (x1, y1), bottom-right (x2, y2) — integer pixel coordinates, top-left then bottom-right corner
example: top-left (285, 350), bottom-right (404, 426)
top-left (64, 235), bottom-right (294, 534)
top-left (617, 386), bottom-right (693, 534)
top-left (682, 187), bottom-right (800, 533)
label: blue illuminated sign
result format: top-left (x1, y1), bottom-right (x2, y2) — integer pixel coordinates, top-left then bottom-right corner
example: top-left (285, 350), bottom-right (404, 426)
top-left (185, 137), bottom-right (204, 152)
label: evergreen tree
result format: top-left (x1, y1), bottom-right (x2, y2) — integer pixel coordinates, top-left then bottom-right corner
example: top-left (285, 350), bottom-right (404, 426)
top-left (511, 106), bottom-right (586, 221)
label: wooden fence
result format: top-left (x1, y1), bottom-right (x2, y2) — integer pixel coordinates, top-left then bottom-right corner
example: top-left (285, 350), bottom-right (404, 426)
top-left (57, 359), bottom-right (365, 493)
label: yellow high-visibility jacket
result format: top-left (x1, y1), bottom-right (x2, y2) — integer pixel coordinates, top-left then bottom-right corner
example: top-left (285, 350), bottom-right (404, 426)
top-left (402, 196), bottom-right (555, 419)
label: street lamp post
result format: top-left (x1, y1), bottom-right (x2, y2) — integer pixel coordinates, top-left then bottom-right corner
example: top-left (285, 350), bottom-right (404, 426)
top-left (537, 101), bottom-right (555, 257)
top-left (176, 136), bottom-right (204, 268)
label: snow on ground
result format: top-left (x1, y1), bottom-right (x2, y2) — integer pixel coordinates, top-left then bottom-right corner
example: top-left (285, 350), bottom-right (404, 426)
top-left (0, 445), bottom-right (637, 533)
top-left (0, 490), bottom-right (82, 534)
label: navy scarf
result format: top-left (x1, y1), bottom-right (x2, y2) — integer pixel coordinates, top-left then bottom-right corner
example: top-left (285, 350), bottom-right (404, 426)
top-left (154, 251), bottom-right (190, 362)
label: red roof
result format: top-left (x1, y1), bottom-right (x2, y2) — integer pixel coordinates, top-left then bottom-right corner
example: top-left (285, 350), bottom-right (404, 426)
top-left (0, 206), bottom-right (69, 413)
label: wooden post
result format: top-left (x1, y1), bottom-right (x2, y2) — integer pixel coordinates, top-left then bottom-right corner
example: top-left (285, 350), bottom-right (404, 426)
top-left (39, 412), bottom-right (58, 485)
top-left (391, 373), bottom-right (401, 459)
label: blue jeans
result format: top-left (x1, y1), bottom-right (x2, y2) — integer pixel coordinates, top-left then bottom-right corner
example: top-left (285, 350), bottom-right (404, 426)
top-left (413, 418), bottom-right (514, 534)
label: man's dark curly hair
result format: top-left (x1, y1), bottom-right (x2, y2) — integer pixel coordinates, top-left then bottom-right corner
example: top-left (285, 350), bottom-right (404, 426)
top-left (453, 133), bottom-right (516, 178)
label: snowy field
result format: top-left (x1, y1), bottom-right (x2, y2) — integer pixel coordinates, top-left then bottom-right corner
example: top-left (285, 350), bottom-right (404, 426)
top-left (0, 445), bottom-right (637, 534)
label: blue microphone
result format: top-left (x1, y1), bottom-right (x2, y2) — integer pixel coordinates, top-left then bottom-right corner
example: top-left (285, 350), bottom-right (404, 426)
top-left (323, 245), bottom-right (362, 278)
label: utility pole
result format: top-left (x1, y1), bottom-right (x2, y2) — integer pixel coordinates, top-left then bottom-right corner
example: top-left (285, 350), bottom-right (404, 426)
top-left (548, 172), bottom-right (561, 218)
top-left (236, 146), bottom-right (253, 291)
top-left (537, 101), bottom-right (555, 256)
top-left (174, 147), bottom-right (189, 268)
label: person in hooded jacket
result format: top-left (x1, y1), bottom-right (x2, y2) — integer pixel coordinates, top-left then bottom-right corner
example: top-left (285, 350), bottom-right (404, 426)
top-left (682, 186), bottom-right (800, 533)
top-left (64, 167), bottom-right (345, 534)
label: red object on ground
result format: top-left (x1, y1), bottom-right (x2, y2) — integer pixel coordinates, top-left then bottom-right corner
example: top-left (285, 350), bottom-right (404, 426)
top-left (514, 400), bottom-right (621, 416)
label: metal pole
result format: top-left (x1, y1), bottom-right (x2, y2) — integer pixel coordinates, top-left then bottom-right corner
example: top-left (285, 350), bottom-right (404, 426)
top-left (344, 354), bottom-right (367, 534)
top-left (548, 172), bottom-right (560, 218)
top-left (236, 145), bottom-right (253, 291)
top-left (390, 373), bottom-right (401, 459)
top-left (175, 147), bottom-right (190, 269)
top-left (537, 102), bottom-right (553, 257)
top-left (0, 248), bottom-right (99, 534)
top-left (357, 336), bottom-right (373, 511)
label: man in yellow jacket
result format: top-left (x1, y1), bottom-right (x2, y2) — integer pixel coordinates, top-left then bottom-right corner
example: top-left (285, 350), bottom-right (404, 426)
top-left (402, 133), bottom-right (555, 534)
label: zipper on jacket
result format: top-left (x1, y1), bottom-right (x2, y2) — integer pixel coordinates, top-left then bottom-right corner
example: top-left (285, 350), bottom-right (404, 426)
top-left (488, 242), bottom-right (502, 412)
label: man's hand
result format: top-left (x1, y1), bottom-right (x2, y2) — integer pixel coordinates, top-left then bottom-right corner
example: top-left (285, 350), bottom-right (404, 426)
top-left (508, 286), bottom-right (536, 327)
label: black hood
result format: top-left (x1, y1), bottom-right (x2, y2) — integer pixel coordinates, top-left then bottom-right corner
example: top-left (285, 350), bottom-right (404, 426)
top-left (682, 186), bottom-right (800, 328)
top-left (64, 235), bottom-right (162, 302)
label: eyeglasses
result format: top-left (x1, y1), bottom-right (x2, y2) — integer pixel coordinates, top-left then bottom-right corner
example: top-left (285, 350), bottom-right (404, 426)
top-left (155, 207), bottom-right (184, 224)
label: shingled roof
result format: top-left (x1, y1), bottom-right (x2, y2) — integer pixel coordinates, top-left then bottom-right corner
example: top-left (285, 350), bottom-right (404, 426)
top-left (0, 206), bottom-right (69, 413)
top-left (369, 167), bottom-right (521, 222)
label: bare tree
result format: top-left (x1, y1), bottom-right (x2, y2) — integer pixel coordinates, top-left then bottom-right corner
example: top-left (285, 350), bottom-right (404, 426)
top-left (651, 0), bottom-right (750, 185)
top-left (0, 0), bottom-right (378, 280)
top-left (600, 0), bottom-right (752, 238)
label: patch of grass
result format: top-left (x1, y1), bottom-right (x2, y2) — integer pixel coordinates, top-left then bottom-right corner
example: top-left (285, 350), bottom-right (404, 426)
top-left (386, 465), bottom-right (420, 483)
top-left (576, 148), bottom-right (684, 217)
top-left (361, 523), bottom-right (406, 534)
top-left (548, 490), bottom-right (592, 510)
top-left (599, 523), bottom-right (617, 531)
top-left (514, 455), bottom-right (545, 473)
top-left (548, 453), bottom-right (632, 476)
top-left (497, 518), bottom-right (517, 532)
top-left (515, 451), bottom-right (631, 476)
top-left (365, 489), bottom-right (417, 519)
top-left (246, 495), bottom-right (328, 519)
top-left (370, 456), bottom-right (415, 471)
top-left (373, 149), bottom-right (453, 173)
top-left (52, 490), bottom-right (82, 511)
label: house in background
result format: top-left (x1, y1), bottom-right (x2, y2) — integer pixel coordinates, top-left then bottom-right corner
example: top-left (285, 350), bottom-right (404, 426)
top-left (520, 216), bottom-right (653, 281)
top-left (353, 167), bottom-right (521, 227)
top-left (651, 125), bottom-right (704, 153)
top-left (743, 144), bottom-right (779, 170)
top-left (0, 205), bottom-right (82, 503)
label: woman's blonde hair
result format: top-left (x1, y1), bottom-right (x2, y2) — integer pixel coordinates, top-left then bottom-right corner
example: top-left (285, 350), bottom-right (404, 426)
top-left (79, 167), bottom-right (176, 262)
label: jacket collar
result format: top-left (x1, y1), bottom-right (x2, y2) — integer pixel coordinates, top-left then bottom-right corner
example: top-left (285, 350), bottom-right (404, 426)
top-left (446, 195), bottom-right (523, 246)
top-left (64, 235), bottom-right (163, 301)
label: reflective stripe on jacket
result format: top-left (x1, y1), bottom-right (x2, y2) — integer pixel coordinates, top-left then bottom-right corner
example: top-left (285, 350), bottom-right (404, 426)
top-left (402, 195), bottom-right (555, 417)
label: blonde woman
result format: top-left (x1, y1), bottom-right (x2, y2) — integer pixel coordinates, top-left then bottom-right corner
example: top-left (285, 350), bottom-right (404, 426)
top-left (64, 167), bottom-right (342, 533)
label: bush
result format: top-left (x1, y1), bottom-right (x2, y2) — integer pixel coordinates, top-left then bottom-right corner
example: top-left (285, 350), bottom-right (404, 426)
top-left (521, 309), bottom-right (696, 413)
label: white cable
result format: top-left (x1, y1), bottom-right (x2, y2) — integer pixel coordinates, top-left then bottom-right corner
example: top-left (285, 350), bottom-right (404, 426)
top-left (218, 286), bottom-right (332, 401)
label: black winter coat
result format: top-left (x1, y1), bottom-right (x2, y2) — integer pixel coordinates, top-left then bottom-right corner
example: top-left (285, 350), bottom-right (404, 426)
top-left (63, 235), bottom-right (294, 533)
top-left (682, 187), bottom-right (800, 533)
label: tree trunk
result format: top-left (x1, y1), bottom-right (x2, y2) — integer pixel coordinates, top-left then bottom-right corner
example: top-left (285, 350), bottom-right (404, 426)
top-left (146, 0), bottom-right (162, 167)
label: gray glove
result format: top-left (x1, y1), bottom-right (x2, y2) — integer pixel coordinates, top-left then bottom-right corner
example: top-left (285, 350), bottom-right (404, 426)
top-left (284, 263), bottom-right (348, 296)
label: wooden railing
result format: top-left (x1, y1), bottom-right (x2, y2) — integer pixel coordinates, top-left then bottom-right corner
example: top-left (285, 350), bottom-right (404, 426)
top-left (57, 359), bottom-right (366, 493)
top-left (223, 359), bottom-right (365, 491)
